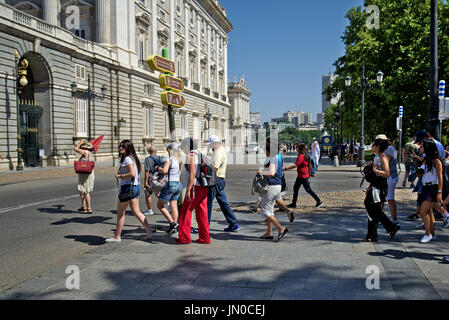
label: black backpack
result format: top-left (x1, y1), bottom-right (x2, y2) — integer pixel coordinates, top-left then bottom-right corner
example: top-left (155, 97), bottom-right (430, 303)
top-left (198, 153), bottom-right (217, 187)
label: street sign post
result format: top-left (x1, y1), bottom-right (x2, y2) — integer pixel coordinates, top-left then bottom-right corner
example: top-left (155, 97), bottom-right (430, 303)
top-left (398, 106), bottom-right (403, 167)
top-left (147, 54), bottom-right (176, 74)
top-left (161, 91), bottom-right (186, 108)
top-left (159, 74), bottom-right (185, 93)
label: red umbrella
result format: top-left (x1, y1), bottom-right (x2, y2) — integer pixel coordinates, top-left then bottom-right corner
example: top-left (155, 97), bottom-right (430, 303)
top-left (89, 135), bottom-right (104, 152)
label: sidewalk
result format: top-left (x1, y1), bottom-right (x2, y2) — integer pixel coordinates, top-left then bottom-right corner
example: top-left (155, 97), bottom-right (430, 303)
top-left (1, 188), bottom-right (448, 300)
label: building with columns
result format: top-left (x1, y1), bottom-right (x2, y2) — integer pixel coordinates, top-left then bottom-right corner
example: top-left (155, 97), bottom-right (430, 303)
top-left (0, 0), bottom-right (232, 170)
top-left (228, 75), bottom-right (252, 152)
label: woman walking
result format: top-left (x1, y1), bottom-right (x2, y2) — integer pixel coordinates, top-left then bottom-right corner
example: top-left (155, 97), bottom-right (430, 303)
top-left (418, 139), bottom-right (444, 243)
top-left (259, 140), bottom-right (289, 241)
top-left (106, 140), bottom-right (152, 243)
top-left (74, 139), bottom-right (95, 214)
top-left (175, 138), bottom-right (210, 244)
top-left (155, 142), bottom-right (182, 235)
top-left (284, 143), bottom-right (323, 209)
top-left (363, 138), bottom-right (400, 242)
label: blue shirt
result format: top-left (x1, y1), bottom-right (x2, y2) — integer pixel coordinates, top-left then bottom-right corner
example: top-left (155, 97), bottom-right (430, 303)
top-left (434, 139), bottom-right (446, 161)
top-left (265, 156), bottom-right (282, 186)
top-left (277, 152), bottom-right (284, 177)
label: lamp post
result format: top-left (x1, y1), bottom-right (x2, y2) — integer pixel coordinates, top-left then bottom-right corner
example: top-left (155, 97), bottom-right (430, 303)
top-left (71, 74), bottom-right (107, 141)
top-left (204, 107), bottom-right (212, 153)
top-left (345, 62), bottom-right (384, 167)
top-left (340, 98), bottom-right (344, 144)
top-left (14, 50), bottom-right (29, 171)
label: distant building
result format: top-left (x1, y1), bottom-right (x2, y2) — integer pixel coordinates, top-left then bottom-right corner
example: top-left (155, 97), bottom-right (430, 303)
top-left (250, 112), bottom-right (261, 128)
top-left (271, 110), bottom-right (313, 128)
top-left (228, 75), bottom-right (252, 151)
top-left (322, 74), bottom-right (341, 113)
top-left (316, 113), bottom-right (324, 130)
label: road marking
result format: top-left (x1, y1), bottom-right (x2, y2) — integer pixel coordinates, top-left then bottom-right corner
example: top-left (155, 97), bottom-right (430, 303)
top-left (0, 189), bottom-right (116, 214)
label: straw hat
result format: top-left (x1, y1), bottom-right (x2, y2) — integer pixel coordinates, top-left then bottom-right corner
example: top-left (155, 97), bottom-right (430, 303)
top-left (79, 140), bottom-right (94, 150)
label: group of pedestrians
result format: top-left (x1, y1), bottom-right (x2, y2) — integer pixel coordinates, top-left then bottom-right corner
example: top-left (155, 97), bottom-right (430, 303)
top-left (95, 135), bottom-right (240, 245)
top-left (362, 131), bottom-right (449, 245)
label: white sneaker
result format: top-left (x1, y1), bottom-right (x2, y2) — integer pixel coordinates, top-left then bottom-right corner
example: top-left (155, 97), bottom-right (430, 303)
top-left (420, 235), bottom-right (433, 243)
top-left (142, 210), bottom-right (154, 216)
top-left (105, 237), bottom-right (121, 243)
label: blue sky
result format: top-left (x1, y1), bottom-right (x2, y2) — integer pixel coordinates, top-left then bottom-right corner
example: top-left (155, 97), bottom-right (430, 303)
top-left (223, 0), bottom-right (364, 123)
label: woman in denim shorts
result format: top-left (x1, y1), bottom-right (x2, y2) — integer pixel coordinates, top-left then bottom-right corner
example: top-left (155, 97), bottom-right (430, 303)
top-left (156, 142), bottom-right (182, 235)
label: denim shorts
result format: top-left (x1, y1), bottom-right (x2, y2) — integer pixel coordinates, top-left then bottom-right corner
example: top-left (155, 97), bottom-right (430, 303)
top-left (119, 185), bottom-right (140, 200)
top-left (159, 181), bottom-right (181, 203)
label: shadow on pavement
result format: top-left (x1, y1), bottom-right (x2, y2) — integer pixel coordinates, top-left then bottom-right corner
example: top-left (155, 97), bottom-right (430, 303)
top-left (37, 205), bottom-right (78, 214)
top-left (51, 216), bottom-right (112, 226)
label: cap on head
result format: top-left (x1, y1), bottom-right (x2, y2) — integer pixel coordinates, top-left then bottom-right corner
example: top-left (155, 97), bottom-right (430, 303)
top-left (206, 135), bottom-right (221, 146)
top-left (415, 130), bottom-right (429, 143)
top-left (166, 142), bottom-right (180, 151)
top-left (375, 134), bottom-right (388, 141)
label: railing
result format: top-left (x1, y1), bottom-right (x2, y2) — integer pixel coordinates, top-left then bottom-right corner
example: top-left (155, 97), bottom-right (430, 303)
top-left (13, 10), bottom-right (31, 26)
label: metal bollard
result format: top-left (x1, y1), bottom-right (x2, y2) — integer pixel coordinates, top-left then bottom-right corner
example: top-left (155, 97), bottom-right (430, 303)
top-left (333, 155), bottom-right (339, 167)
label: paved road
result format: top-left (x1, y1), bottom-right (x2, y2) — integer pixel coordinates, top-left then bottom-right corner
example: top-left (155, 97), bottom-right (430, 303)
top-left (0, 154), bottom-right (364, 292)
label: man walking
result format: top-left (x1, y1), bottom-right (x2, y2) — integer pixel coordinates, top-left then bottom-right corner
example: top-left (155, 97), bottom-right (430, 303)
top-left (311, 138), bottom-right (320, 174)
top-left (206, 135), bottom-right (240, 232)
top-left (402, 138), bottom-right (419, 188)
top-left (142, 145), bottom-right (163, 216)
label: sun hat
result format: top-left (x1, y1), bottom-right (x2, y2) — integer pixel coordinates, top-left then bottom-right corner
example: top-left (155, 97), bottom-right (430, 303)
top-left (206, 135), bottom-right (221, 146)
top-left (375, 134), bottom-right (388, 141)
top-left (80, 140), bottom-right (94, 150)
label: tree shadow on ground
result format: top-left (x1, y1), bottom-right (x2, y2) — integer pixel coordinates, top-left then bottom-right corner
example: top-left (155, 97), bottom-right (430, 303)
top-left (37, 205), bottom-right (78, 214)
top-left (65, 235), bottom-right (106, 246)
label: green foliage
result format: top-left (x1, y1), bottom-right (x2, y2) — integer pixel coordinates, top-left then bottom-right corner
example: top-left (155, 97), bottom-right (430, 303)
top-left (278, 128), bottom-right (322, 145)
top-left (324, 0), bottom-right (449, 145)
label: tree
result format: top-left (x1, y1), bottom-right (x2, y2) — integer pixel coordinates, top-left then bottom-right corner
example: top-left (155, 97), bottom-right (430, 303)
top-left (278, 127), bottom-right (321, 145)
top-left (324, 0), bottom-right (449, 146)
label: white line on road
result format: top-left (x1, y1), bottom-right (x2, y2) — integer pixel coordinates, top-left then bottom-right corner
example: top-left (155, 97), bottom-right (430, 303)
top-left (0, 189), bottom-right (116, 214)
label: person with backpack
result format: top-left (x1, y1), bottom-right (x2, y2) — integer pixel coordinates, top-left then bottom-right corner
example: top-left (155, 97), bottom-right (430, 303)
top-left (258, 140), bottom-right (289, 242)
top-left (205, 135), bottom-right (240, 232)
top-left (284, 143), bottom-right (323, 209)
top-left (142, 145), bottom-right (163, 216)
top-left (107, 140), bottom-right (152, 243)
top-left (74, 139), bottom-right (95, 214)
top-left (175, 137), bottom-right (211, 244)
top-left (154, 142), bottom-right (182, 235)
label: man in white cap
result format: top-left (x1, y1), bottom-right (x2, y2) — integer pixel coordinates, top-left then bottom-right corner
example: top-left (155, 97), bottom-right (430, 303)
top-left (206, 135), bottom-right (240, 232)
top-left (311, 138), bottom-right (320, 173)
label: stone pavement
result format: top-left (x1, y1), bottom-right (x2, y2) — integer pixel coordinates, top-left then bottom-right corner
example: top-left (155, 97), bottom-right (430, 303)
top-left (1, 187), bottom-right (448, 300)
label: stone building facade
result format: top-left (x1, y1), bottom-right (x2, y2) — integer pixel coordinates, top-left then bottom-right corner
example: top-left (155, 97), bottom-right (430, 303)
top-left (0, 0), bottom-right (232, 171)
top-left (228, 75), bottom-right (252, 152)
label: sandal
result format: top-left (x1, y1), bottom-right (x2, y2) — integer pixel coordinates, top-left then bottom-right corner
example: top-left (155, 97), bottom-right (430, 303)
top-left (363, 237), bottom-right (377, 242)
top-left (277, 228), bottom-right (288, 242)
top-left (260, 235), bottom-right (274, 240)
top-left (78, 207), bottom-right (86, 212)
top-left (81, 210), bottom-right (93, 214)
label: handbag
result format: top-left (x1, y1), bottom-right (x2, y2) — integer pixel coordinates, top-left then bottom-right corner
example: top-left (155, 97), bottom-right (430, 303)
top-left (252, 174), bottom-right (269, 195)
top-left (281, 175), bottom-right (287, 192)
top-left (118, 177), bottom-right (136, 202)
top-left (74, 153), bottom-right (95, 174)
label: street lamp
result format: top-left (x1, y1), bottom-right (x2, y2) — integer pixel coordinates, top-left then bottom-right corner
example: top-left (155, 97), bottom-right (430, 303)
top-left (71, 74), bottom-right (107, 141)
top-left (345, 62), bottom-right (384, 167)
top-left (340, 98), bottom-right (344, 144)
top-left (204, 107), bottom-right (212, 152)
top-left (14, 50), bottom-right (29, 171)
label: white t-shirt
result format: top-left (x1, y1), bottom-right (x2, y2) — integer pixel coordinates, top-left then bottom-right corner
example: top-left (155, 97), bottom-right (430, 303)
top-left (311, 141), bottom-right (320, 160)
top-left (119, 156), bottom-right (140, 186)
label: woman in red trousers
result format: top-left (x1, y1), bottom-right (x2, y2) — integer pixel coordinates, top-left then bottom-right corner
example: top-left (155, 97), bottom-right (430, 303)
top-left (175, 137), bottom-right (211, 244)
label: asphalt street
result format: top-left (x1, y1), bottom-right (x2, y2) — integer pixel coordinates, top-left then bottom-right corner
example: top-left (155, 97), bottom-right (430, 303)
top-left (0, 154), bottom-right (364, 292)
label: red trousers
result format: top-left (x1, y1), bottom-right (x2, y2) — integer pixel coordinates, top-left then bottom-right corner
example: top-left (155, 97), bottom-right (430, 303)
top-left (177, 186), bottom-right (210, 244)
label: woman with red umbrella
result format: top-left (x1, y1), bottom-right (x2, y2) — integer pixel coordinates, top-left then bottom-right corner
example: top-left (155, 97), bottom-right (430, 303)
top-left (74, 139), bottom-right (95, 214)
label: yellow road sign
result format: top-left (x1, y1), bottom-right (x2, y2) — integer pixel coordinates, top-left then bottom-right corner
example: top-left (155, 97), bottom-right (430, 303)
top-left (159, 74), bottom-right (184, 93)
top-left (147, 55), bottom-right (175, 74)
top-left (161, 91), bottom-right (185, 108)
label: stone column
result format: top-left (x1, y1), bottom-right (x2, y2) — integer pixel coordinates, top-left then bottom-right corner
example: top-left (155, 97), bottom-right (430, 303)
top-left (206, 25), bottom-right (211, 89)
top-left (170, 0), bottom-right (175, 59)
top-left (152, 0), bottom-right (158, 54)
top-left (184, 3), bottom-right (190, 83)
top-left (196, 15), bottom-right (201, 88)
top-left (96, 0), bottom-right (110, 44)
top-left (43, 0), bottom-right (59, 26)
top-left (224, 39), bottom-right (228, 99)
top-left (215, 33), bottom-right (219, 93)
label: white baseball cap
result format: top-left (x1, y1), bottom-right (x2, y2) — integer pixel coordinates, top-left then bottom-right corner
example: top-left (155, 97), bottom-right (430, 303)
top-left (166, 142), bottom-right (180, 151)
top-left (206, 135), bottom-right (221, 146)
